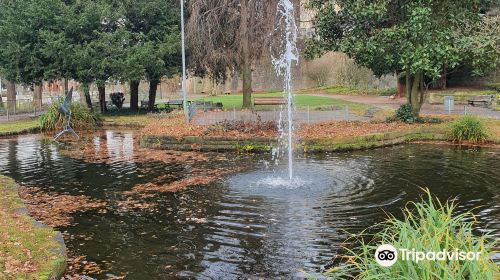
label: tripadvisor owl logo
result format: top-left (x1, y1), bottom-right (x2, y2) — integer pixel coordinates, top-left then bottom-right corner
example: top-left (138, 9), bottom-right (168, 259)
top-left (374, 244), bottom-right (482, 267)
top-left (375, 244), bottom-right (398, 267)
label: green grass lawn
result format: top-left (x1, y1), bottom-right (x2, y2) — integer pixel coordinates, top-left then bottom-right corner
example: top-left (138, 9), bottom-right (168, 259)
top-left (300, 85), bottom-right (397, 96)
top-left (194, 93), bottom-right (373, 115)
top-left (428, 88), bottom-right (497, 104)
top-left (0, 119), bottom-right (40, 136)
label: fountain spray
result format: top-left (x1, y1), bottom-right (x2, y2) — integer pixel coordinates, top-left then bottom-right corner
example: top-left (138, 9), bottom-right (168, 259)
top-left (272, 0), bottom-right (299, 180)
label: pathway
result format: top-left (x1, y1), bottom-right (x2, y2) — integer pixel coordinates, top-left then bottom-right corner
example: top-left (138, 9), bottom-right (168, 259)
top-left (311, 94), bottom-right (500, 119)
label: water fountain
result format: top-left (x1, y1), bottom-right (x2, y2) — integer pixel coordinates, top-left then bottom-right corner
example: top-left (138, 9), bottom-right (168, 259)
top-left (272, 0), bottom-right (299, 180)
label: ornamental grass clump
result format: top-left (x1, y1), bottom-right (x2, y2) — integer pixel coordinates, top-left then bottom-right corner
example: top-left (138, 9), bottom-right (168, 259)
top-left (39, 102), bottom-right (102, 131)
top-left (321, 190), bottom-right (499, 280)
top-left (448, 116), bottom-right (489, 143)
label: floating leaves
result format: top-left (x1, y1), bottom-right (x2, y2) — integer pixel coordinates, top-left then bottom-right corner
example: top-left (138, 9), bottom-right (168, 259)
top-left (18, 187), bottom-right (107, 228)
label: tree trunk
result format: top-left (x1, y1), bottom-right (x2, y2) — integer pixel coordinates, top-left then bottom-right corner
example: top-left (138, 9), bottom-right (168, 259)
top-left (98, 84), bottom-right (107, 113)
top-left (130, 80), bottom-right (140, 111)
top-left (64, 79), bottom-right (69, 94)
top-left (406, 72), bottom-right (424, 116)
top-left (33, 81), bottom-right (43, 109)
top-left (6, 80), bottom-right (16, 112)
top-left (148, 80), bottom-right (159, 111)
top-left (82, 83), bottom-right (93, 109)
top-left (240, 0), bottom-right (252, 109)
top-left (396, 71), bottom-right (405, 98)
top-left (436, 65), bottom-right (447, 90)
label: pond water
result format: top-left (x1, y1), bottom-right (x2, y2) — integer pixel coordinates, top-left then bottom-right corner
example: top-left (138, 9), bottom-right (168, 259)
top-left (0, 131), bottom-right (499, 279)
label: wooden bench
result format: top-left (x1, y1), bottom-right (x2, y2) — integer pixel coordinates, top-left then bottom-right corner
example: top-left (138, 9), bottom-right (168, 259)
top-left (165, 99), bottom-right (184, 108)
top-left (468, 95), bottom-right (495, 107)
top-left (253, 97), bottom-right (287, 107)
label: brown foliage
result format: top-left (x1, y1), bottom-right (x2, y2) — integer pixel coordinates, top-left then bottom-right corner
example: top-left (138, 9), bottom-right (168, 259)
top-left (141, 116), bottom-right (278, 139)
top-left (298, 121), bottom-right (434, 139)
top-left (18, 187), bottom-right (107, 228)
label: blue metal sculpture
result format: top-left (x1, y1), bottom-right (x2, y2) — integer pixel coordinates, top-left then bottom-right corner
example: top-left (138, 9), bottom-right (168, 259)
top-left (54, 87), bottom-right (79, 141)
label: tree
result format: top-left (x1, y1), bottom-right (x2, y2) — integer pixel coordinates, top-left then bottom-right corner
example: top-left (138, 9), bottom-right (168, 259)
top-left (0, 0), bottom-right (69, 108)
top-left (66, 0), bottom-right (126, 113)
top-left (308, 0), bottom-right (499, 116)
top-left (120, 0), bottom-right (181, 111)
top-left (186, 0), bottom-right (278, 108)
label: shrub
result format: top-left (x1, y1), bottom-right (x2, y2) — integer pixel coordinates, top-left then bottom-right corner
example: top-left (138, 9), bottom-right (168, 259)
top-left (40, 102), bottom-right (102, 131)
top-left (392, 104), bottom-right (417, 123)
top-left (110, 92), bottom-right (125, 109)
top-left (320, 190), bottom-right (499, 280)
top-left (486, 83), bottom-right (500, 93)
top-left (448, 116), bottom-right (489, 143)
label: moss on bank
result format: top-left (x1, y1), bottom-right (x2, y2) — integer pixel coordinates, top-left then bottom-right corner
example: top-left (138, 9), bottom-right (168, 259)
top-left (0, 175), bottom-right (66, 279)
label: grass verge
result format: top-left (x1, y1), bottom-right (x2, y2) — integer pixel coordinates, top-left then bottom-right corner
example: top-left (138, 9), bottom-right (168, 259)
top-left (0, 175), bottom-right (66, 279)
top-left (0, 120), bottom-right (40, 137)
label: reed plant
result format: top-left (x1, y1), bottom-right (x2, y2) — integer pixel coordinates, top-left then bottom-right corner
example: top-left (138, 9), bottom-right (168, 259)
top-left (448, 116), bottom-right (489, 143)
top-left (317, 190), bottom-right (499, 280)
top-left (39, 102), bottom-right (102, 131)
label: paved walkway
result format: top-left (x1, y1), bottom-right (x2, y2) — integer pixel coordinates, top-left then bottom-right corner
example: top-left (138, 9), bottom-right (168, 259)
top-left (313, 94), bottom-right (500, 119)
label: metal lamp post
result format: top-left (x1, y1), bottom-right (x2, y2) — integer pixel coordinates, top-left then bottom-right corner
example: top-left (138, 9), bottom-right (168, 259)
top-left (180, 0), bottom-right (188, 122)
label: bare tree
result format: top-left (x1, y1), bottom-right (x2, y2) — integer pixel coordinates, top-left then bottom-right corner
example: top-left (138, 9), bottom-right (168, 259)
top-left (186, 0), bottom-right (279, 108)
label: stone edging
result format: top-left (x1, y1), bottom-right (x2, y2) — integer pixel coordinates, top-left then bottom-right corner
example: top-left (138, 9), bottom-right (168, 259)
top-left (140, 131), bottom-right (454, 153)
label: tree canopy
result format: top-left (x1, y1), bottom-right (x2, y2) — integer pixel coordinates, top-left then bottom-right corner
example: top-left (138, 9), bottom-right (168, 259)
top-left (307, 0), bottom-right (499, 115)
top-left (0, 0), bottom-right (182, 112)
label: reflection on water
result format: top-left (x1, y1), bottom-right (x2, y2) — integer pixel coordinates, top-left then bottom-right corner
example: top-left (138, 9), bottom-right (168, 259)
top-left (0, 131), bottom-right (499, 279)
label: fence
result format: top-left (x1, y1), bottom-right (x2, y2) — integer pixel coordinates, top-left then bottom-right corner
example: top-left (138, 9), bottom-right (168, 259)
top-left (0, 96), bottom-right (60, 121)
top-left (191, 105), bottom-right (369, 125)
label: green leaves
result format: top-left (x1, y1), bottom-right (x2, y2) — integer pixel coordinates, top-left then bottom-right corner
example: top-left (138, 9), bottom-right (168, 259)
top-left (0, 0), bottom-right (181, 86)
top-left (309, 0), bottom-right (496, 80)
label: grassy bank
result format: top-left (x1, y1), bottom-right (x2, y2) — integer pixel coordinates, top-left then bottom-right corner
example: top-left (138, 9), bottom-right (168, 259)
top-left (0, 120), bottom-right (40, 137)
top-left (0, 113), bottom-right (149, 138)
top-left (0, 175), bottom-right (66, 279)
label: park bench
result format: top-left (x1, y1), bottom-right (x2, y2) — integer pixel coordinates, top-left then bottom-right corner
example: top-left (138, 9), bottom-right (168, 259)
top-left (467, 95), bottom-right (495, 107)
top-left (165, 99), bottom-right (184, 108)
top-left (253, 97), bottom-right (287, 107)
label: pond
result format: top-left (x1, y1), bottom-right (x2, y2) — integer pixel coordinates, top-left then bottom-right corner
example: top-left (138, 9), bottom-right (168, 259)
top-left (0, 131), bottom-right (498, 279)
